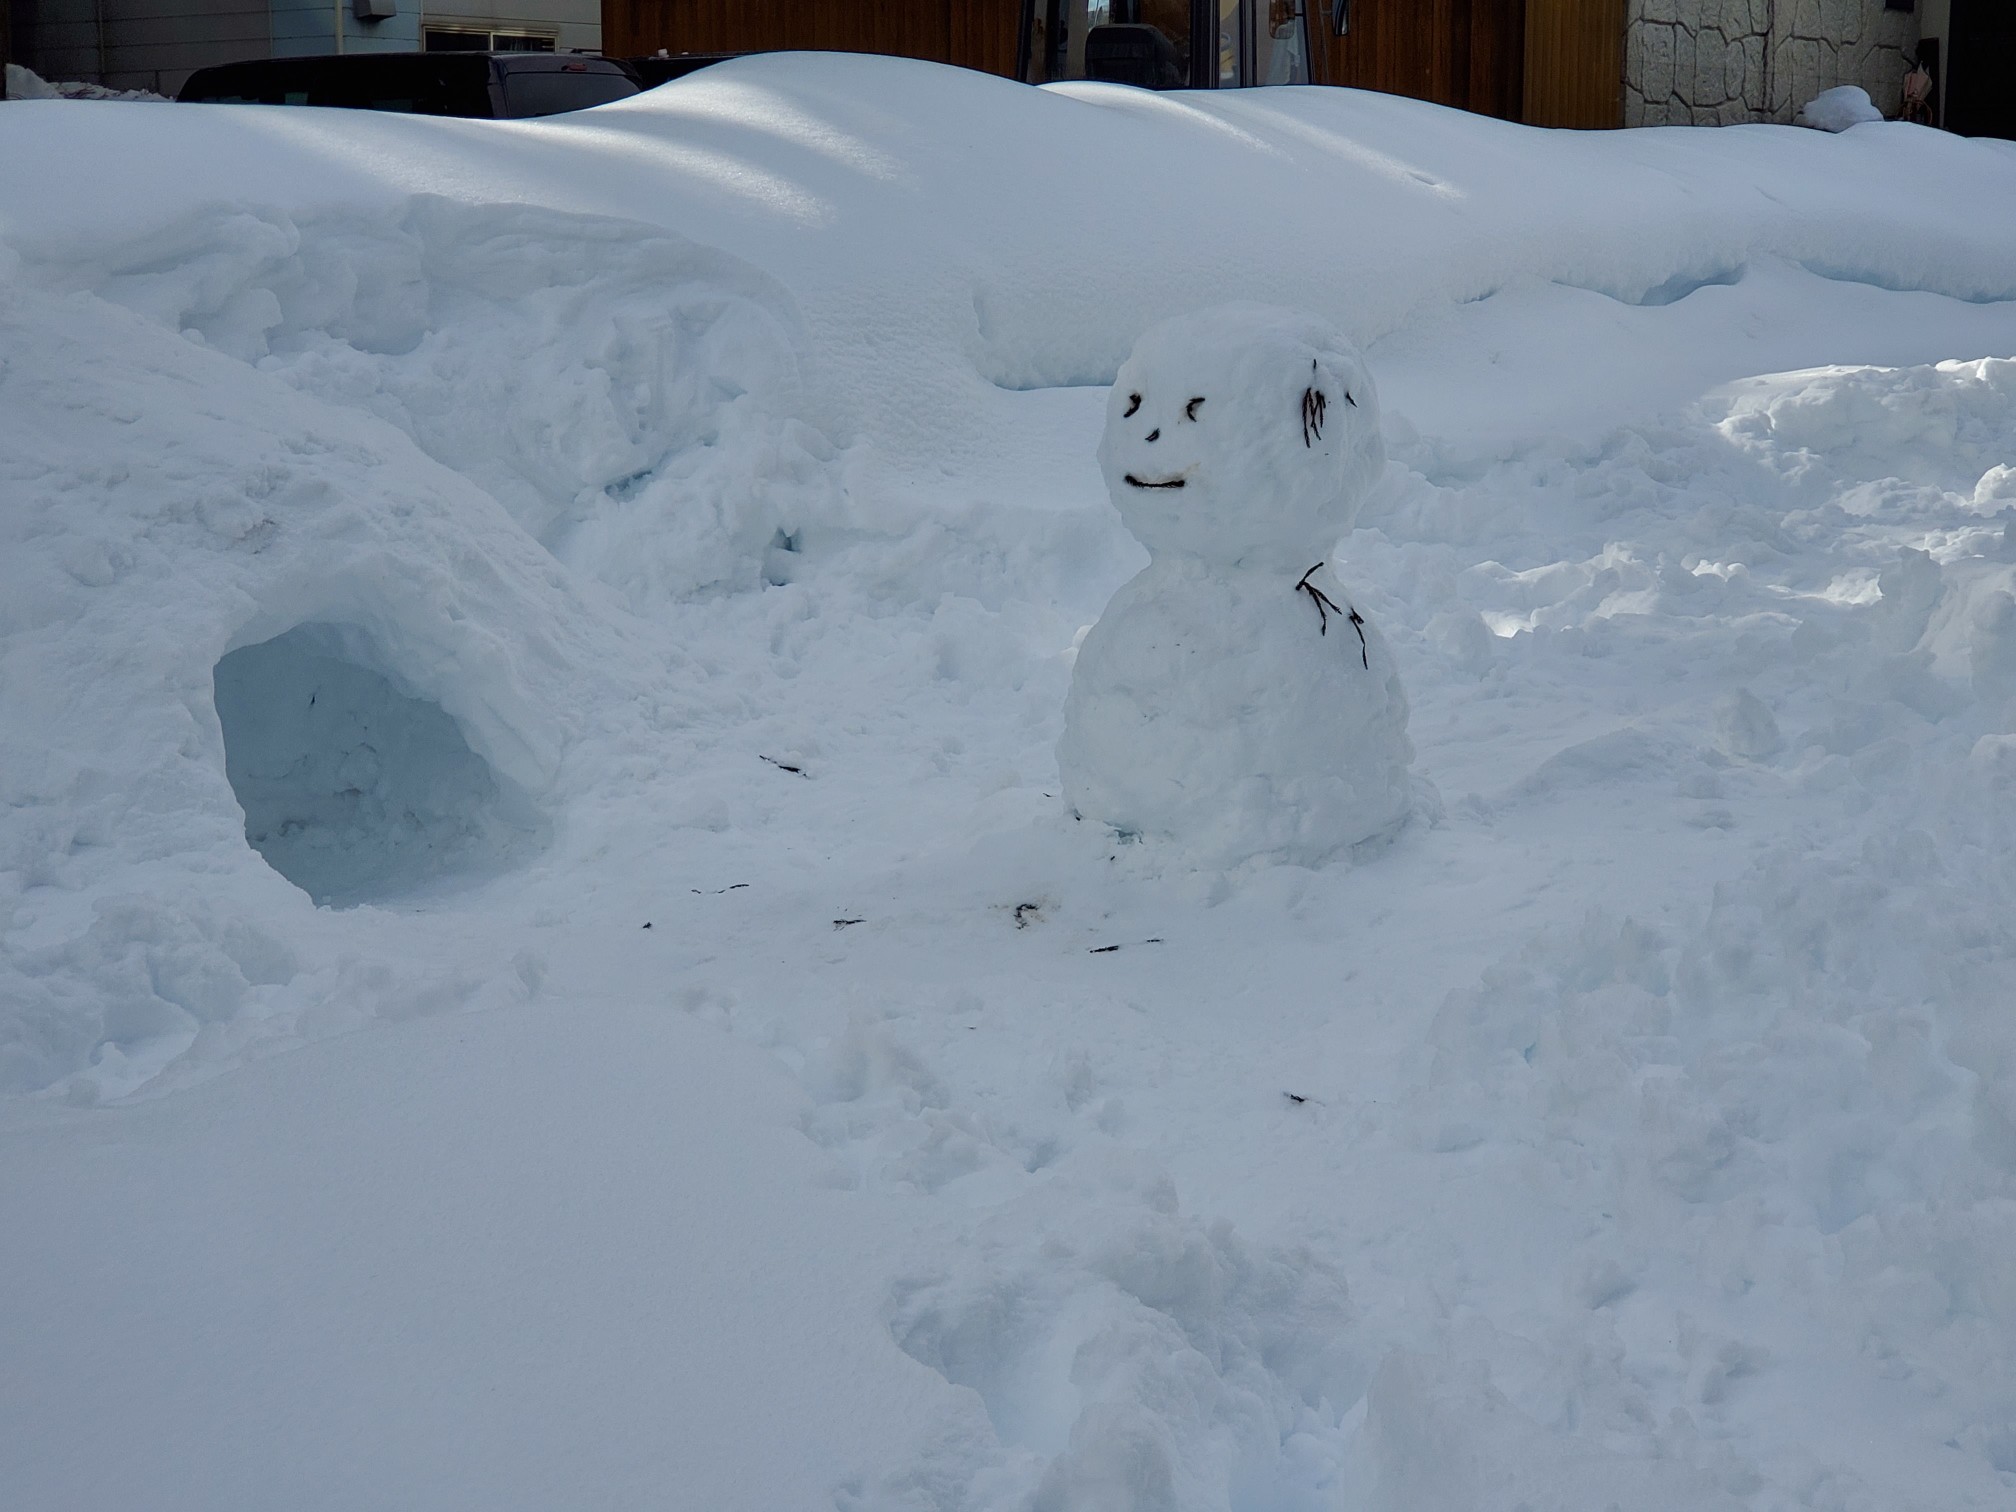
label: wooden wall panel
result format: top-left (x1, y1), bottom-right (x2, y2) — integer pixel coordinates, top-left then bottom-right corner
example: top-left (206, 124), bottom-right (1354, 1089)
top-left (948, 0), bottom-right (1018, 75)
top-left (605, 0), bottom-right (1017, 72)
top-left (1317, 0), bottom-right (1524, 121)
top-left (1522, 0), bottom-right (1621, 127)
top-left (1469, 0), bottom-right (1524, 118)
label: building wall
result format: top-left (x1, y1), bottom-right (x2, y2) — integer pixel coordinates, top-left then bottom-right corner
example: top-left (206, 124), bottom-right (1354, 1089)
top-left (1320, 0), bottom-right (1528, 122)
top-left (16, 0), bottom-right (270, 90)
top-left (1524, 0), bottom-right (1626, 127)
top-left (15, 0), bottom-right (426, 91)
top-left (1625, 0), bottom-right (1919, 126)
top-left (601, 0), bottom-right (1014, 77)
top-left (268, 0), bottom-right (419, 61)
top-left (422, 0), bottom-right (599, 53)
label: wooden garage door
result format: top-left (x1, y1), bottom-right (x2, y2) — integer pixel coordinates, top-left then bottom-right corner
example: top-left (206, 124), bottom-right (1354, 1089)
top-left (1318, 0), bottom-right (1527, 121)
top-left (602, 0), bottom-right (1018, 75)
top-left (1522, 0), bottom-right (1622, 127)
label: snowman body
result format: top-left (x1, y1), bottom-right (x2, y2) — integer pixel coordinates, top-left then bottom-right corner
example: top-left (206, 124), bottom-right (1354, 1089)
top-left (1059, 304), bottom-right (1414, 867)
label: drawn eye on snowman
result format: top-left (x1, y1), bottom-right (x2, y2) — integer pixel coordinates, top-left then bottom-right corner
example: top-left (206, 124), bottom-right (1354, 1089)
top-left (1123, 393), bottom-right (1142, 418)
top-left (1183, 397), bottom-right (1205, 422)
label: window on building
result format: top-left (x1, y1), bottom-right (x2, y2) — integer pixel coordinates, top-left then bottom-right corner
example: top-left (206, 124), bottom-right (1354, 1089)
top-left (424, 28), bottom-right (556, 52)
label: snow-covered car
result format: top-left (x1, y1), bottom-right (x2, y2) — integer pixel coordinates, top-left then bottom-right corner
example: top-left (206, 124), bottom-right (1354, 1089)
top-left (176, 51), bottom-right (641, 118)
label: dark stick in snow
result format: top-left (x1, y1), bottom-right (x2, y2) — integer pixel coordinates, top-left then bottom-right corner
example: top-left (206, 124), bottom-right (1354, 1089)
top-left (1294, 564), bottom-right (1370, 669)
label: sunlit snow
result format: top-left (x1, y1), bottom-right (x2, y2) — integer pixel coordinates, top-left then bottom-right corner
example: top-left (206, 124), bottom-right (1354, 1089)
top-left (4, 54), bottom-right (2016, 1511)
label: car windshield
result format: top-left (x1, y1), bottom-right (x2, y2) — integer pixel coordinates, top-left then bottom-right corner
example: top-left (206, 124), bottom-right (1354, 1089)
top-left (500, 67), bottom-right (638, 117)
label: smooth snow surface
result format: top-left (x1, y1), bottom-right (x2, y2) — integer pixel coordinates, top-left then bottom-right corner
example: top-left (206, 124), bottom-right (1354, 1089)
top-left (6, 55), bottom-right (2016, 1511)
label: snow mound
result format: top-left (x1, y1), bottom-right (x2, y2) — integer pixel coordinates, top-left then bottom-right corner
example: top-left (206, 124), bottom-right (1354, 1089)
top-left (4, 63), bottom-right (169, 102)
top-left (0, 279), bottom-right (674, 1095)
top-left (1798, 85), bottom-right (1884, 132)
top-left (1714, 354), bottom-right (2016, 501)
top-left (876, 1173), bottom-right (1365, 1509)
top-left (40, 197), bottom-right (838, 604)
top-left (0, 190), bottom-right (856, 1092)
top-left (5, 53), bottom-right (2014, 491)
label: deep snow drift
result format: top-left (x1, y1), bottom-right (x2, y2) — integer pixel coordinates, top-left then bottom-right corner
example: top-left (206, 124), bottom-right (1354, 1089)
top-left (5, 56), bottom-right (2016, 1512)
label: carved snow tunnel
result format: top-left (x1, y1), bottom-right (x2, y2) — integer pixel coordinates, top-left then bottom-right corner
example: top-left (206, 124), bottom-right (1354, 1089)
top-left (214, 623), bottom-right (549, 907)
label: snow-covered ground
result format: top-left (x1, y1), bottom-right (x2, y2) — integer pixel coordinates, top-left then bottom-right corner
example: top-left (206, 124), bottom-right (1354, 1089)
top-left (4, 56), bottom-right (2016, 1510)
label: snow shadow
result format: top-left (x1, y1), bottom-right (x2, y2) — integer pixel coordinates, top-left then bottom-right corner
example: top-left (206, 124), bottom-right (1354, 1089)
top-left (215, 623), bottom-right (549, 907)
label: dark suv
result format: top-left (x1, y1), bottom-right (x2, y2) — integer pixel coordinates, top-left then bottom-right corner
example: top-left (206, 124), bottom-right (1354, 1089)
top-left (178, 52), bottom-right (642, 118)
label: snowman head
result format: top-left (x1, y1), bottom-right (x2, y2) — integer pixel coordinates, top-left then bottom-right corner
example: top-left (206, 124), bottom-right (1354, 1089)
top-left (1097, 304), bottom-right (1384, 572)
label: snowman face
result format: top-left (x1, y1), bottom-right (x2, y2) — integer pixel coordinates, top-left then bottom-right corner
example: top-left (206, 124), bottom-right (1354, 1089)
top-left (1097, 304), bottom-right (1384, 571)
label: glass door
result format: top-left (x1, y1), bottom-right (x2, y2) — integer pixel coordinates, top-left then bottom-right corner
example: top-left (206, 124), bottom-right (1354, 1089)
top-left (1023, 0), bottom-right (1195, 87)
top-left (1019, 0), bottom-right (1310, 89)
top-left (1241, 0), bottom-right (1311, 85)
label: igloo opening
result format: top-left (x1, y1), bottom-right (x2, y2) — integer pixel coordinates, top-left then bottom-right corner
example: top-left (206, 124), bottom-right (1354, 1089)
top-left (214, 624), bottom-right (549, 907)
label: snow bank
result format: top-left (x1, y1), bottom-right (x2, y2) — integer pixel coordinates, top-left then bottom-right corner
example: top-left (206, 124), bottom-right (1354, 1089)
top-left (3, 54), bottom-right (2014, 479)
top-left (0, 278), bottom-right (685, 1095)
top-left (38, 195), bottom-right (835, 602)
top-left (0, 177), bottom-right (853, 1095)
top-left (3, 63), bottom-right (169, 102)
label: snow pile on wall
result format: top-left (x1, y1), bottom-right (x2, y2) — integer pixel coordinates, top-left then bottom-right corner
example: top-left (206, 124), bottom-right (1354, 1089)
top-left (1798, 83), bottom-right (1884, 131)
top-left (4, 63), bottom-right (171, 102)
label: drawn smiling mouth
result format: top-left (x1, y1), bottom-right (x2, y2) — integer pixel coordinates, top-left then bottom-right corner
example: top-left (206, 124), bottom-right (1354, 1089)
top-left (1124, 473), bottom-right (1187, 489)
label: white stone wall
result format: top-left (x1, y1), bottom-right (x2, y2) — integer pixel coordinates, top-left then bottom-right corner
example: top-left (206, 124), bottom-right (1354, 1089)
top-left (1626, 0), bottom-right (1919, 127)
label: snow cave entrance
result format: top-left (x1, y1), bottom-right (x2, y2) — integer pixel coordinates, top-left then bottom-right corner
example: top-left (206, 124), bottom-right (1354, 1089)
top-left (214, 623), bottom-right (548, 907)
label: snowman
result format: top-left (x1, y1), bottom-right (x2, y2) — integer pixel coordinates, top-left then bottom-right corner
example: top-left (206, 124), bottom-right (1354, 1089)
top-left (1059, 303), bottom-right (1414, 868)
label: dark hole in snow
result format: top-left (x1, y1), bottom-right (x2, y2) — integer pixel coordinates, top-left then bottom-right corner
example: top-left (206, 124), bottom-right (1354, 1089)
top-left (763, 527), bottom-right (801, 587)
top-left (214, 623), bottom-right (548, 907)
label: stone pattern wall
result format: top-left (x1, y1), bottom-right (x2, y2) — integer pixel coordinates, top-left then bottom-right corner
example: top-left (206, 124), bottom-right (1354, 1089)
top-left (1626, 0), bottom-right (1920, 126)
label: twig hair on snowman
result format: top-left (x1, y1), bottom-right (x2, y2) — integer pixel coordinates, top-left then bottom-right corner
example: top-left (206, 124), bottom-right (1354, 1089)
top-left (1059, 303), bottom-right (1416, 869)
